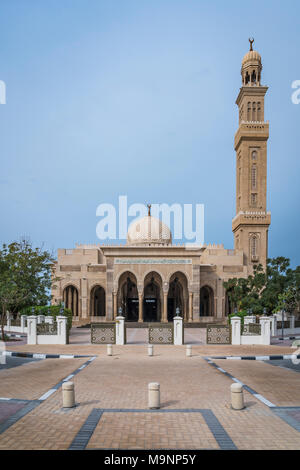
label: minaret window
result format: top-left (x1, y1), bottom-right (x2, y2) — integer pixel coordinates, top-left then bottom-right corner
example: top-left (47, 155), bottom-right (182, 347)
top-left (251, 193), bottom-right (257, 206)
top-left (252, 102), bottom-right (257, 121)
top-left (251, 70), bottom-right (257, 84)
top-left (251, 165), bottom-right (257, 189)
top-left (251, 150), bottom-right (257, 161)
top-left (247, 102), bottom-right (251, 121)
top-left (257, 102), bottom-right (261, 121)
top-left (250, 236), bottom-right (257, 258)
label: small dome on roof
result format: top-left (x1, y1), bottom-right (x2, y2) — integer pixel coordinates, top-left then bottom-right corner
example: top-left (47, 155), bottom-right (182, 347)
top-left (127, 215), bottom-right (172, 246)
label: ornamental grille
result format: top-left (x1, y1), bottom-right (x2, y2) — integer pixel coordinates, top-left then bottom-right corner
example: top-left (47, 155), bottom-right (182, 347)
top-left (91, 323), bottom-right (116, 344)
top-left (242, 323), bottom-right (261, 336)
top-left (206, 325), bottom-right (231, 345)
top-left (37, 322), bottom-right (58, 336)
top-left (148, 324), bottom-right (173, 344)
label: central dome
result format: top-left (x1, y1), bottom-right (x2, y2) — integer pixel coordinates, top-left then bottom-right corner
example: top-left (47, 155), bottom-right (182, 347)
top-left (127, 215), bottom-right (172, 246)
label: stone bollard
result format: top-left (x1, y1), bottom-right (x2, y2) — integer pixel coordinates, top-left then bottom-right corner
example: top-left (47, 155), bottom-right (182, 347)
top-left (231, 383), bottom-right (244, 410)
top-left (148, 382), bottom-right (160, 409)
top-left (148, 344), bottom-right (153, 356)
top-left (62, 382), bottom-right (75, 408)
top-left (107, 344), bottom-right (113, 356)
top-left (186, 344), bottom-right (192, 357)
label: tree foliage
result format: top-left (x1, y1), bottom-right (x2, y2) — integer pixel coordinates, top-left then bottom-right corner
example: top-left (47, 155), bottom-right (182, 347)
top-left (0, 238), bottom-right (57, 340)
top-left (224, 257), bottom-right (300, 315)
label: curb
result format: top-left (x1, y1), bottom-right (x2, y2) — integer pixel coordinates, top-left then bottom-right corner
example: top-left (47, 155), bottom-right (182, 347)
top-left (2, 351), bottom-right (94, 359)
top-left (207, 354), bottom-right (300, 361)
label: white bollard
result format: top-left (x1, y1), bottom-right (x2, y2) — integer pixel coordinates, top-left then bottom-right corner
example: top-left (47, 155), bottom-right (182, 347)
top-left (231, 383), bottom-right (244, 410)
top-left (148, 382), bottom-right (160, 409)
top-left (148, 344), bottom-right (153, 356)
top-left (186, 344), bottom-right (192, 357)
top-left (107, 344), bottom-right (113, 356)
top-left (62, 382), bottom-right (75, 408)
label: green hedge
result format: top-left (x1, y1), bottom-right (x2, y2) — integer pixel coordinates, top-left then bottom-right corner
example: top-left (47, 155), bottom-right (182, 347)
top-left (20, 305), bottom-right (73, 331)
top-left (228, 310), bottom-right (249, 326)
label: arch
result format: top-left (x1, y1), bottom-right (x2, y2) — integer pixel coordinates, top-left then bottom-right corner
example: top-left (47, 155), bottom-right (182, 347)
top-left (143, 271), bottom-right (163, 322)
top-left (117, 271), bottom-right (139, 321)
top-left (90, 285), bottom-right (106, 316)
top-left (167, 271), bottom-right (189, 321)
top-left (63, 285), bottom-right (79, 316)
top-left (200, 285), bottom-right (214, 317)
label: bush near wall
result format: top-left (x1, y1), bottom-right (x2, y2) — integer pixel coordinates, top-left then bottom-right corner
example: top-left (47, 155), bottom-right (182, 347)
top-left (20, 305), bottom-right (73, 331)
top-left (228, 310), bottom-right (249, 326)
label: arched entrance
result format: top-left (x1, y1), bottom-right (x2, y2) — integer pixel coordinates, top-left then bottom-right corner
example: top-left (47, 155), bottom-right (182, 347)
top-left (200, 286), bottom-right (214, 316)
top-left (117, 272), bottom-right (139, 321)
top-left (90, 285), bottom-right (105, 316)
top-left (63, 285), bottom-right (79, 316)
top-left (167, 272), bottom-right (188, 321)
top-left (143, 272), bottom-right (162, 322)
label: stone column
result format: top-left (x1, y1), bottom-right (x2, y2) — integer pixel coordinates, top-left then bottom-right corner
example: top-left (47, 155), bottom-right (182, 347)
top-left (116, 316), bottom-right (125, 345)
top-left (73, 290), bottom-right (78, 317)
top-left (68, 288), bottom-right (72, 312)
top-left (188, 292), bottom-right (193, 323)
top-left (27, 316), bottom-right (37, 345)
top-left (113, 292), bottom-right (117, 320)
top-left (57, 316), bottom-right (67, 345)
top-left (173, 316), bottom-right (183, 345)
top-left (138, 294), bottom-right (143, 323)
top-left (162, 293), bottom-right (168, 323)
top-left (231, 316), bottom-right (241, 345)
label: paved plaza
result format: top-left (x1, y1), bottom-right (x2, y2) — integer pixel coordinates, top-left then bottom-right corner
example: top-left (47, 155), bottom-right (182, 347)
top-left (0, 328), bottom-right (299, 450)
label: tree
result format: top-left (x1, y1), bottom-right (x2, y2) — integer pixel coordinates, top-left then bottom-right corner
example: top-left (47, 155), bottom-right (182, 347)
top-left (0, 239), bottom-right (57, 341)
top-left (223, 257), bottom-right (300, 316)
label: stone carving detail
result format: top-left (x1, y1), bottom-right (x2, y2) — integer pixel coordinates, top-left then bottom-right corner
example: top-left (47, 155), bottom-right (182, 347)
top-left (206, 325), bottom-right (231, 344)
top-left (148, 324), bottom-right (173, 344)
top-left (91, 323), bottom-right (115, 344)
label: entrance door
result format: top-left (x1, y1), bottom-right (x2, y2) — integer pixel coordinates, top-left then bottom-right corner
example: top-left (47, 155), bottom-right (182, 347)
top-left (127, 298), bottom-right (139, 322)
top-left (143, 299), bottom-right (157, 322)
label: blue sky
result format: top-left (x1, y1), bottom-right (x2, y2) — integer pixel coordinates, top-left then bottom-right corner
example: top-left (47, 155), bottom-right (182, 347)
top-left (0, 0), bottom-right (299, 266)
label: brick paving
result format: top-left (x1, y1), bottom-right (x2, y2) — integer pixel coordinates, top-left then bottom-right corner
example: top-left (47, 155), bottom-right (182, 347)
top-left (213, 359), bottom-right (300, 407)
top-left (0, 344), bottom-right (299, 449)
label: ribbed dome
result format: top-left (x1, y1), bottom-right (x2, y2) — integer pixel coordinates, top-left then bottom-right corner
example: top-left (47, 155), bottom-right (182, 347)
top-left (127, 216), bottom-right (172, 246)
top-left (242, 50), bottom-right (261, 65)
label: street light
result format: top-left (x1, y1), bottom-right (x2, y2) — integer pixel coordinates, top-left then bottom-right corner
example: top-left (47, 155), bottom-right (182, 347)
top-left (176, 307), bottom-right (181, 317)
top-left (118, 307), bottom-right (123, 316)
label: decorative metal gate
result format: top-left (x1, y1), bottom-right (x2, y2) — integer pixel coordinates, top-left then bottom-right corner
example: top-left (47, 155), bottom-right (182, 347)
top-left (206, 325), bottom-right (231, 345)
top-left (148, 323), bottom-right (173, 344)
top-left (91, 323), bottom-right (116, 344)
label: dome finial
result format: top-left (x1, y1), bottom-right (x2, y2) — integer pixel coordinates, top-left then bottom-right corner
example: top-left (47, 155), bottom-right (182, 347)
top-left (147, 203), bottom-right (151, 216)
top-left (249, 37), bottom-right (254, 51)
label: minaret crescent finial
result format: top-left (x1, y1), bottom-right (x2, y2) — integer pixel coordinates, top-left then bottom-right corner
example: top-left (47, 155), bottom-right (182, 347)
top-left (147, 204), bottom-right (151, 216)
top-left (249, 37), bottom-right (254, 51)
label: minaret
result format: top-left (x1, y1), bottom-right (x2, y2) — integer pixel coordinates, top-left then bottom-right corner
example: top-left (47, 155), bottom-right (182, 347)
top-left (232, 39), bottom-right (271, 268)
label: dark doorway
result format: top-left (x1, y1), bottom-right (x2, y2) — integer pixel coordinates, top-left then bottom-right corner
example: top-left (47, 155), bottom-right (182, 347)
top-left (126, 298), bottom-right (139, 322)
top-left (143, 298), bottom-right (157, 322)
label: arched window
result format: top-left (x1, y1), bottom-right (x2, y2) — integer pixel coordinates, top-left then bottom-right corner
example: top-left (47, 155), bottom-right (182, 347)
top-left (252, 150), bottom-right (257, 161)
top-left (251, 165), bottom-right (257, 189)
top-left (252, 102), bottom-right (256, 121)
top-left (257, 102), bottom-right (261, 121)
top-left (247, 102), bottom-right (251, 121)
top-left (250, 236), bottom-right (257, 257)
top-left (251, 193), bottom-right (257, 206)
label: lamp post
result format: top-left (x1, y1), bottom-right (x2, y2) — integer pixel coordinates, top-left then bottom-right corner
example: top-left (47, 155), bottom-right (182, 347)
top-left (118, 307), bottom-right (123, 316)
top-left (175, 307), bottom-right (181, 317)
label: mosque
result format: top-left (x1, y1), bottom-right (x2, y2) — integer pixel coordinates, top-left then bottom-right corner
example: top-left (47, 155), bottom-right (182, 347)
top-left (51, 40), bottom-right (271, 324)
